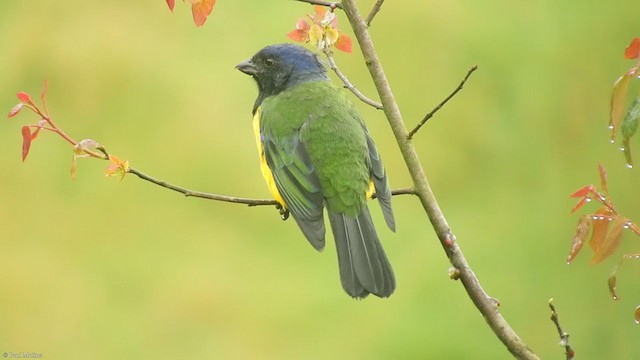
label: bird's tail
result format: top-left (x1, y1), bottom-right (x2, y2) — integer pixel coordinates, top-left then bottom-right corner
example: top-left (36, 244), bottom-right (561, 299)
top-left (328, 205), bottom-right (395, 298)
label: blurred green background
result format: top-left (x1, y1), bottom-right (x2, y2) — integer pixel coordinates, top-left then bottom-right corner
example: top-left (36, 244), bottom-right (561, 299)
top-left (1, 1), bottom-right (639, 358)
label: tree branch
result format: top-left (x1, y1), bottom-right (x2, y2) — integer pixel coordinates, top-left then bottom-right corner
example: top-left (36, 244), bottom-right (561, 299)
top-left (292, 0), bottom-right (342, 9)
top-left (323, 49), bottom-right (383, 109)
top-left (9, 83), bottom-right (413, 210)
top-left (127, 167), bottom-right (278, 206)
top-left (127, 166), bottom-right (414, 206)
top-left (407, 64), bottom-right (478, 139)
top-left (365, 0), bottom-right (385, 26)
top-left (548, 299), bottom-right (575, 360)
top-left (340, 1), bottom-right (539, 359)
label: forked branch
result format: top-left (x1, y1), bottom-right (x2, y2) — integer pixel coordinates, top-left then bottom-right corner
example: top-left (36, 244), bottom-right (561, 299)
top-left (365, 0), bottom-right (385, 26)
top-left (323, 49), bottom-right (383, 109)
top-left (340, 1), bottom-right (539, 358)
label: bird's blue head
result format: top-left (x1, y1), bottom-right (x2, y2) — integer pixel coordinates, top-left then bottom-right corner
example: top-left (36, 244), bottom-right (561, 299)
top-left (236, 44), bottom-right (329, 102)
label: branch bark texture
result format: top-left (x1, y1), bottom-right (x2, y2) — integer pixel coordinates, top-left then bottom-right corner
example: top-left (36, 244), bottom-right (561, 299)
top-left (341, 1), bottom-right (539, 359)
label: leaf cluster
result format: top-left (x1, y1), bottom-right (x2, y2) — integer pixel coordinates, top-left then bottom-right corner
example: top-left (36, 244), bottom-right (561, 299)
top-left (609, 37), bottom-right (640, 167)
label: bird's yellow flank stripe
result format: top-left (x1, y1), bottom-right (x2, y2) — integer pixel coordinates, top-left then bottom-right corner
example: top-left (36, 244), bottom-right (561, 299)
top-left (366, 180), bottom-right (375, 199)
top-left (253, 107), bottom-right (286, 208)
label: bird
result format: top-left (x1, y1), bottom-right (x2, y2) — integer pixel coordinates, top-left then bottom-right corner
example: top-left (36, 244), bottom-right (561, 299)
top-left (236, 43), bottom-right (395, 298)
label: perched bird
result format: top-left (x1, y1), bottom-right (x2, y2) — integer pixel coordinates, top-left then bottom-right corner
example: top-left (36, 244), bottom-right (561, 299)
top-left (236, 44), bottom-right (395, 298)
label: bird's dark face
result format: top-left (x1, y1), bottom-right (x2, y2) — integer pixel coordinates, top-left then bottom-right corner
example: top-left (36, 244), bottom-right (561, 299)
top-left (237, 44), bottom-right (328, 100)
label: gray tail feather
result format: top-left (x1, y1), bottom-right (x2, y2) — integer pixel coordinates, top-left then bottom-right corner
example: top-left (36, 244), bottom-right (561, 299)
top-left (328, 205), bottom-right (395, 298)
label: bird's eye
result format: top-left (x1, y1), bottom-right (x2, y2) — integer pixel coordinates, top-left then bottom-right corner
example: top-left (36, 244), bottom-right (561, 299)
top-left (264, 58), bottom-right (275, 67)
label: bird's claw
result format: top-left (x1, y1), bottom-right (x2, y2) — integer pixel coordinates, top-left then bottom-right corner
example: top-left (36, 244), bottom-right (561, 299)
top-left (276, 203), bottom-right (289, 221)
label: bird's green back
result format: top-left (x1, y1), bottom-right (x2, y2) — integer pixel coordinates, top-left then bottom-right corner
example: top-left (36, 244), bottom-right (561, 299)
top-left (260, 80), bottom-right (370, 217)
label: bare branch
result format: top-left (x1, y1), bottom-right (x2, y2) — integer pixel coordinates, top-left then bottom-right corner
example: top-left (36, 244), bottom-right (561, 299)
top-left (292, 0), bottom-right (342, 9)
top-left (365, 0), bottom-right (385, 26)
top-left (323, 49), bottom-right (383, 109)
top-left (127, 167), bottom-right (278, 206)
top-left (548, 299), bottom-right (575, 360)
top-left (340, 1), bottom-right (539, 358)
top-left (388, 188), bottom-right (416, 198)
top-left (128, 166), bottom-right (414, 206)
top-left (407, 65), bottom-right (478, 140)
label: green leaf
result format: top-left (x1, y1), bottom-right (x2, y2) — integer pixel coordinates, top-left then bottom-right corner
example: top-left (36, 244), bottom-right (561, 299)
top-left (610, 73), bottom-right (633, 142)
top-left (622, 96), bottom-right (640, 138)
top-left (621, 96), bottom-right (640, 167)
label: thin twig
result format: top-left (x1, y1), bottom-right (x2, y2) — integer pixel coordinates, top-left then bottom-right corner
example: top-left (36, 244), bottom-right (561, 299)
top-left (128, 166), bottom-right (414, 206)
top-left (365, 0), bottom-right (385, 26)
top-left (292, 0), bottom-right (342, 9)
top-left (340, 1), bottom-right (539, 359)
top-left (407, 65), bottom-right (478, 140)
top-left (323, 49), bottom-right (383, 109)
top-left (127, 167), bottom-right (278, 206)
top-left (549, 299), bottom-right (575, 360)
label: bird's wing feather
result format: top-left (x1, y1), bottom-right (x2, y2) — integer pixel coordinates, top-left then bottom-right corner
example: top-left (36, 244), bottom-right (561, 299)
top-left (364, 130), bottom-right (395, 231)
top-left (262, 123), bottom-right (326, 250)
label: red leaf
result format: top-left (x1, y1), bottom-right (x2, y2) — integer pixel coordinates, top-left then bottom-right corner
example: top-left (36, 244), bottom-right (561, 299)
top-left (589, 208), bottom-right (613, 253)
top-left (8, 103), bottom-right (23, 118)
top-left (335, 33), bottom-right (352, 53)
top-left (569, 185), bottom-right (595, 213)
top-left (17, 92), bottom-right (32, 103)
top-left (569, 185), bottom-right (594, 198)
top-left (296, 18), bottom-right (310, 31)
top-left (313, 5), bottom-right (327, 21)
top-left (21, 125), bottom-right (32, 162)
top-left (571, 197), bottom-right (589, 214)
top-left (598, 162), bottom-right (608, 195)
top-left (567, 215), bottom-right (592, 264)
top-left (591, 216), bottom-right (626, 264)
top-left (287, 29), bottom-right (308, 42)
top-left (31, 127), bottom-right (42, 141)
top-left (624, 37), bottom-right (640, 60)
top-left (166, 0), bottom-right (175, 12)
top-left (190, 0), bottom-right (215, 27)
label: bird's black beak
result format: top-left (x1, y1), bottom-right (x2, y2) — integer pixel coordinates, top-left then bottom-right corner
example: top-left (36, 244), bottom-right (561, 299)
top-left (236, 59), bottom-right (257, 76)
